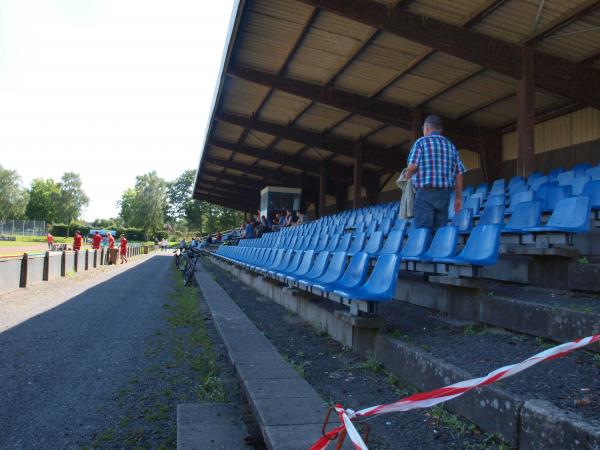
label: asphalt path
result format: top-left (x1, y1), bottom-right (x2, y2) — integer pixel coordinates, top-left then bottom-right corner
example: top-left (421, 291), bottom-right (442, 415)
top-left (0, 254), bottom-right (172, 449)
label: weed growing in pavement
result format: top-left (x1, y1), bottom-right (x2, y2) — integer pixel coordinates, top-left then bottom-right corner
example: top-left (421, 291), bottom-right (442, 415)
top-left (360, 352), bottom-right (384, 374)
top-left (429, 405), bottom-right (477, 436)
top-left (89, 265), bottom-right (227, 449)
top-left (387, 328), bottom-right (410, 341)
top-left (534, 336), bottom-right (554, 349)
top-left (577, 256), bottom-right (589, 264)
top-left (463, 324), bottom-right (485, 336)
top-left (282, 352), bottom-right (307, 377)
top-left (593, 354), bottom-right (600, 368)
top-left (311, 321), bottom-right (328, 337)
top-left (384, 373), bottom-right (414, 398)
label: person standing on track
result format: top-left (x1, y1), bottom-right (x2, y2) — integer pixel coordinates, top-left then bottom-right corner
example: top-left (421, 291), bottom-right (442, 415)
top-left (92, 231), bottom-right (102, 250)
top-left (108, 232), bottom-right (115, 249)
top-left (119, 234), bottom-right (128, 264)
top-left (47, 232), bottom-right (54, 251)
top-left (404, 115), bottom-right (466, 231)
top-left (73, 230), bottom-right (83, 252)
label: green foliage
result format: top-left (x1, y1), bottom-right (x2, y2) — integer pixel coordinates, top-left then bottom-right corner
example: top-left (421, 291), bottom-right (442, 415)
top-left (55, 172), bottom-right (89, 224)
top-left (0, 165), bottom-right (29, 220)
top-left (577, 257), bottom-right (589, 264)
top-left (25, 178), bottom-right (61, 222)
top-left (118, 171), bottom-right (167, 238)
top-left (360, 352), bottom-right (384, 374)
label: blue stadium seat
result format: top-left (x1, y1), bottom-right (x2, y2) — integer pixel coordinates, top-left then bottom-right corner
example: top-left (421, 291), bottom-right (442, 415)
top-left (502, 200), bottom-right (542, 233)
top-left (404, 226), bottom-right (458, 262)
top-left (573, 163), bottom-right (592, 176)
top-left (300, 234), bottom-right (319, 251)
top-left (548, 168), bottom-right (565, 182)
top-left (557, 171), bottom-right (575, 185)
top-left (335, 233), bottom-right (352, 252)
top-left (562, 175), bottom-right (591, 196)
top-left (281, 250), bottom-right (316, 283)
top-left (474, 183), bottom-right (488, 197)
top-left (372, 230), bottom-right (404, 257)
top-left (332, 254), bottom-right (402, 303)
top-left (528, 175), bottom-right (548, 191)
top-left (524, 196), bottom-right (591, 234)
top-left (479, 205), bottom-right (505, 226)
top-left (485, 195), bottom-right (506, 208)
top-left (507, 190), bottom-right (534, 214)
top-left (585, 166), bottom-right (600, 180)
top-left (325, 235), bottom-right (340, 252)
top-left (392, 219), bottom-right (408, 235)
top-left (400, 228), bottom-right (431, 259)
top-left (542, 185), bottom-right (572, 212)
top-left (508, 176), bottom-right (525, 192)
top-left (314, 235), bottom-right (330, 252)
top-left (361, 231), bottom-right (384, 255)
top-left (463, 196), bottom-right (481, 213)
top-left (287, 251), bottom-right (331, 286)
top-left (272, 250), bottom-right (305, 280)
top-left (463, 186), bottom-right (474, 197)
top-left (451, 208), bottom-right (473, 234)
top-left (311, 252), bottom-right (370, 294)
top-left (297, 251), bottom-right (347, 292)
top-left (582, 180), bottom-right (600, 214)
top-left (366, 221), bottom-right (378, 236)
top-left (346, 232), bottom-right (366, 256)
top-left (266, 250), bottom-right (294, 277)
top-left (378, 218), bottom-right (392, 236)
top-left (434, 224), bottom-right (502, 266)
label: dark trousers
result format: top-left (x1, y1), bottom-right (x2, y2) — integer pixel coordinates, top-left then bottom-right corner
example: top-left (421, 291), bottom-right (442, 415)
top-left (413, 188), bottom-right (452, 230)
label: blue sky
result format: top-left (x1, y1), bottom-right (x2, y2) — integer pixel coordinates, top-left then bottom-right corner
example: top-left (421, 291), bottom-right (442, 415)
top-left (0, 0), bottom-right (236, 220)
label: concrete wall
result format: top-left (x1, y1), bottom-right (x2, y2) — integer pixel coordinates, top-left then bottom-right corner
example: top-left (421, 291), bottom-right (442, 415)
top-left (27, 255), bottom-right (45, 287)
top-left (47, 253), bottom-right (62, 280)
top-left (64, 252), bottom-right (75, 274)
top-left (75, 251), bottom-right (85, 272)
top-left (0, 258), bottom-right (22, 294)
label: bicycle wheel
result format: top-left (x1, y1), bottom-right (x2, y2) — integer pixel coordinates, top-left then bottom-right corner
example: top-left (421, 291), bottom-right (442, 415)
top-left (184, 257), bottom-right (198, 286)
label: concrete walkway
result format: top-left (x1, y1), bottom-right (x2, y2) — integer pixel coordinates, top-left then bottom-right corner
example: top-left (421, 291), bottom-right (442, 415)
top-left (0, 254), bottom-right (172, 449)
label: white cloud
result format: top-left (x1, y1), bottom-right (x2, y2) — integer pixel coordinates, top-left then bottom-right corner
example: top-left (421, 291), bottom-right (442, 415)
top-left (0, 0), bottom-right (235, 220)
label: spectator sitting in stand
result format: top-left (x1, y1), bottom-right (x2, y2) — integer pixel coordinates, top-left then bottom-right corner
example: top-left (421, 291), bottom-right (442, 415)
top-left (243, 219), bottom-right (254, 238)
top-left (215, 232), bottom-right (222, 243)
top-left (179, 237), bottom-right (186, 249)
top-left (297, 211), bottom-right (307, 225)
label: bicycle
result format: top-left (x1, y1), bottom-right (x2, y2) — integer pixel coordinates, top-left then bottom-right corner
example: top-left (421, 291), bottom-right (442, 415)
top-left (173, 248), bottom-right (183, 270)
top-left (183, 247), bottom-right (201, 286)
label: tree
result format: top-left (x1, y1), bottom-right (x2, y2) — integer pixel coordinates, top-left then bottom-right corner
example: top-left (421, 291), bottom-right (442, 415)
top-left (118, 171), bottom-right (167, 239)
top-left (55, 172), bottom-right (89, 224)
top-left (25, 178), bottom-right (61, 221)
top-left (0, 165), bottom-right (29, 221)
top-left (165, 169), bottom-right (205, 231)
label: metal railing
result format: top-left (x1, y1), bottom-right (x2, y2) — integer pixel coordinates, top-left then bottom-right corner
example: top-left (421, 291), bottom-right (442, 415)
top-left (0, 220), bottom-right (46, 237)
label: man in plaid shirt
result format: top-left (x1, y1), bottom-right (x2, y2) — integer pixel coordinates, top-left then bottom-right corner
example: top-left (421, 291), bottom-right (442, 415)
top-left (405, 115), bottom-right (466, 230)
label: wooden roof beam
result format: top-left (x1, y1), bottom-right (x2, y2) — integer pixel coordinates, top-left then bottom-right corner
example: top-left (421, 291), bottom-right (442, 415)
top-left (209, 138), bottom-right (354, 184)
top-left (193, 191), bottom-right (255, 212)
top-left (215, 110), bottom-right (407, 168)
top-left (297, 0), bottom-right (600, 109)
top-left (228, 66), bottom-right (491, 151)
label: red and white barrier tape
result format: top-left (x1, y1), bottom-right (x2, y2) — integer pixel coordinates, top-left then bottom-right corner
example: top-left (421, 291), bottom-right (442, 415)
top-left (311, 333), bottom-right (600, 450)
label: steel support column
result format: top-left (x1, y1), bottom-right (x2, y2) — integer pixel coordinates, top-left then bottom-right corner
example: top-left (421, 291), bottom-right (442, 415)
top-left (319, 163), bottom-right (327, 218)
top-left (353, 141), bottom-right (364, 209)
top-left (517, 46), bottom-right (536, 178)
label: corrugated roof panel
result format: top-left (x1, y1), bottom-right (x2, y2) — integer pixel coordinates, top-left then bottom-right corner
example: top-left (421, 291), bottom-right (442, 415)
top-left (408, 0), bottom-right (495, 25)
top-left (256, 160), bottom-right (281, 170)
top-left (333, 60), bottom-right (400, 96)
top-left (274, 138), bottom-right (305, 153)
top-left (302, 148), bottom-right (332, 160)
top-left (535, 10), bottom-right (600, 61)
top-left (381, 73), bottom-right (445, 106)
top-left (473, 0), bottom-right (583, 44)
top-left (365, 125), bottom-right (411, 148)
top-left (235, 2), bottom-right (315, 72)
top-left (221, 77), bottom-right (270, 117)
top-left (590, 58), bottom-right (600, 70)
top-left (259, 90), bottom-right (312, 125)
top-left (331, 154), bottom-right (355, 165)
top-left (207, 146), bottom-right (233, 160)
top-left (244, 130), bottom-right (277, 149)
top-left (467, 108), bottom-right (513, 127)
top-left (212, 121), bottom-right (244, 143)
top-left (331, 115), bottom-right (383, 139)
top-left (294, 103), bottom-right (349, 132)
top-left (410, 52), bottom-right (481, 85)
top-left (232, 153), bottom-right (258, 164)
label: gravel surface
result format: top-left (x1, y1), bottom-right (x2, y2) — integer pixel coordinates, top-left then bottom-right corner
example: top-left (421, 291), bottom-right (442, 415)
top-left (203, 259), bottom-right (509, 450)
top-left (0, 254), bottom-right (179, 448)
top-left (378, 301), bottom-right (600, 427)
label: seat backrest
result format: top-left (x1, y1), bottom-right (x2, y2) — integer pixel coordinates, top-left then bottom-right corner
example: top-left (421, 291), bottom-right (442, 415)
top-left (361, 254), bottom-right (402, 297)
top-left (557, 170), bottom-right (575, 184)
top-left (463, 186), bottom-right (474, 197)
top-left (508, 176), bottom-right (525, 191)
top-left (425, 226), bottom-right (458, 258)
top-left (379, 218), bottom-right (392, 236)
top-left (506, 200), bottom-right (542, 230)
top-left (400, 228), bottom-right (431, 258)
top-left (528, 175), bottom-right (548, 191)
top-left (546, 196), bottom-right (591, 232)
top-left (464, 196), bottom-right (481, 213)
top-left (475, 184), bottom-right (488, 197)
top-left (335, 233), bottom-right (352, 252)
top-left (585, 166), bottom-right (600, 180)
top-left (379, 230), bottom-right (404, 254)
top-left (582, 180), bottom-right (600, 208)
top-left (573, 163), bottom-right (592, 175)
top-left (325, 234), bottom-right (340, 251)
top-left (543, 185), bottom-right (572, 210)
top-left (274, 249), bottom-right (294, 270)
top-left (348, 233), bottom-right (366, 253)
top-left (285, 250), bottom-right (305, 272)
top-left (315, 251), bottom-right (348, 284)
top-left (337, 252), bottom-right (370, 288)
top-left (314, 235), bottom-right (330, 252)
top-left (364, 231), bottom-right (383, 254)
top-left (458, 224), bottom-right (502, 265)
top-left (295, 250), bottom-right (315, 274)
top-left (479, 205), bottom-right (505, 225)
top-left (451, 208), bottom-right (473, 233)
top-left (365, 221), bottom-right (378, 236)
top-left (354, 222), bottom-right (366, 234)
top-left (486, 195), bottom-right (506, 208)
top-left (305, 251), bottom-right (330, 278)
top-left (392, 218), bottom-right (408, 234)
top-left (567, 176), bottom-right (591, 196)
top-left (508, 189), bottom-right (534, 213)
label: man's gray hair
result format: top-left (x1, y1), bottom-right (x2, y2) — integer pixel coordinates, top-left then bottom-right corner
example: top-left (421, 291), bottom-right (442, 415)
top-left (423, 114), bottom-right (443, 130)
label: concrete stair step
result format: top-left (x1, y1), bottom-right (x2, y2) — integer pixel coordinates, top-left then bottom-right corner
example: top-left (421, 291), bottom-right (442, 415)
top-left (177, 403), bottom-right (248, 450)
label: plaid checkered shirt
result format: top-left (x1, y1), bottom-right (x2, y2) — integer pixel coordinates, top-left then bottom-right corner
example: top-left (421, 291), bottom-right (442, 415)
top-left (407, 131), bottom-right (466, 189)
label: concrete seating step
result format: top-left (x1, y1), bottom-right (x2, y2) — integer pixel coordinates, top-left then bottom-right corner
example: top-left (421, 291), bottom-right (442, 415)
top-left (177, 403), bottom-right (247, 450)
top-left (193, 264), bottom-right (348, 450)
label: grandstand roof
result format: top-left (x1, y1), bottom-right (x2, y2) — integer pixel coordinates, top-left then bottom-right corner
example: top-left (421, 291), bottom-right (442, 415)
top-left (193, 0), bottom-right (600, 210)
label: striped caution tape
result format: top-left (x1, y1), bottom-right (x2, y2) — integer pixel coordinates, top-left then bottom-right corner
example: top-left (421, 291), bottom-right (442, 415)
top-left (311, 333), bottom-right (600, 450)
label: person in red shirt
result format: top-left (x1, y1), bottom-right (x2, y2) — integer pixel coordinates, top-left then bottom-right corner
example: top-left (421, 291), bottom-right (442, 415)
top-left (73, 231), bottom-right (82, 251)
top-left (92, 231), bottom-right (102, 250)
top-left (47, 233), bottom-right (54, 250)
top-left (108, 233), bottom-right (115, 249)
top-left (119, 234), bottom-right (128, 264)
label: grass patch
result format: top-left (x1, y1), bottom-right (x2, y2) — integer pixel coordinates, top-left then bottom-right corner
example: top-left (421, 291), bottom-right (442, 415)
top-left (89, 264), bottom-right (227, 449)
top-left (534, 336), bottom-right (554, 349)
top-left (359, 352), bottom-right (384, 374)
